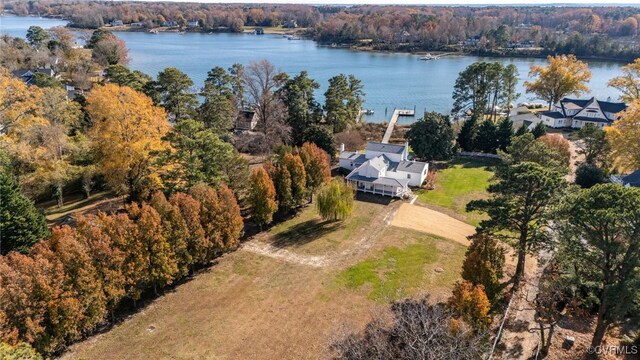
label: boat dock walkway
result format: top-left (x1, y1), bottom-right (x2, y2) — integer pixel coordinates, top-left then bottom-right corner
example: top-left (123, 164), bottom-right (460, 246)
top-left (381, 109), bottom-right (415, 143)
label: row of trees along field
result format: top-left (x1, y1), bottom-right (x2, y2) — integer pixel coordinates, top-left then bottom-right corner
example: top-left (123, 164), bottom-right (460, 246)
top-left (6, 1), bottom-right (640, 59)
top-left (332, 54), bottom-right (640, 358)
top-left (0, 184), bottom-right (242, 354)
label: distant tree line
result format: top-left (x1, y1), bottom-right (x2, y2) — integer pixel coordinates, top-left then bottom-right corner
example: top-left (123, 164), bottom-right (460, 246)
top-left (6, 1), bottom-right (640, 59)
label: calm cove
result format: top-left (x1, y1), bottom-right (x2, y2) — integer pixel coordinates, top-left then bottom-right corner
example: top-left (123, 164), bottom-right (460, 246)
top-left (1, 15), bottom-right (625, 123)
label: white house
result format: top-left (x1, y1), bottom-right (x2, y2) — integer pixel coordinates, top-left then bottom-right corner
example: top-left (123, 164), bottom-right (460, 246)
top-left (539, 97), bottom-right (627, 129)
top-left (339, 142), bottom-right (428, 198)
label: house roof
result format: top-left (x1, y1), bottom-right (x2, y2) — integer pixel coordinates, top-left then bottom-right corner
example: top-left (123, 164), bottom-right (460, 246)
top-left (598, 100), bottom-right (627, 114)
top-left (395, 160), bottom-right (428, 174)
top-left (365, 156), bottom-right (388, 172)
top-left (622, 170), bottom-right (640, 187)
top-left (559, 97), bottom-right (626, 121)
top-left (540, 111), bottom-right (565, 119)
top-left (366, 142), bottom-right (405, 154)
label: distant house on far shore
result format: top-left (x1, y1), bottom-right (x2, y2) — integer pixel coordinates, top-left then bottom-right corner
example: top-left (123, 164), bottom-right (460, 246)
top-left (235, 111), bottom-right (258, 131)
top-left (283, 19), bottom-right (298, 28)
top-left (110, 20), bottom-right (123, 26)
top-left (187, 20), bottom-right (199, 28)
top-left (611, 170), bottom-right (640, 188)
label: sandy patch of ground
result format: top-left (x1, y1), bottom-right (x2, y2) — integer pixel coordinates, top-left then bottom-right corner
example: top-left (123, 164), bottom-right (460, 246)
top-left (390, 203), bottom-right (475, 246)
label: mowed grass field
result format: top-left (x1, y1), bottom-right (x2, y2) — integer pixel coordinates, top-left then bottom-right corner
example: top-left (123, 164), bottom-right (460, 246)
top-left (61, 196), bottom-right (466, 360)
top-left (416, 157), bottom-right (497, 226)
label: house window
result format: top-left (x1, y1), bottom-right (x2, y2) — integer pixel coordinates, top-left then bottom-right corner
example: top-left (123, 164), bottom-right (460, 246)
top-left (407, 174), bottom-right (411, 179)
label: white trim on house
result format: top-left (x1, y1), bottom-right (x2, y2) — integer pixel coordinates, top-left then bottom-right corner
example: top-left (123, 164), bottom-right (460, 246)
top-left (339, 142), bottom-right (428, 198)
top-left (539, 97), bottom-right (627, 129)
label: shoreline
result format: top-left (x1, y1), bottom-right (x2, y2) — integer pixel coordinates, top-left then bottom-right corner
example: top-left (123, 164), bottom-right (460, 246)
top-left (3, 13), bottom-right (631, 64)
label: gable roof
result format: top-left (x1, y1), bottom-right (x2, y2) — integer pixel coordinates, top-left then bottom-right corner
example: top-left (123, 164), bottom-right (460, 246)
top-left (365, 155), bottom-right (389, 172)
top-left (622, 170), bottom-right (640, 187)
top-left (540, 111), bottom-right (565, 119)
top-left (366, 142), bottom-right (405, 154)
top-left (598, 100), bottom-right (627, 114)
top-left (395, 160), bottom-right (428, 174)
top-left (559, 97), bottom-right (627, 121)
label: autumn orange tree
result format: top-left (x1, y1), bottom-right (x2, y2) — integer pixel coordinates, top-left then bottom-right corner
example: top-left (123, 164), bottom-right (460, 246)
top-left (149, 192), bottom-right (192, 277)
top-left (0, 184), bottom-right (243, 355)
top-left (267, 151), bottom-right (307, 214)
top-left (248, 167), bottom-right (278, 228)
top-left (299, 142), bottom-right (331, 202)
top-left (461, 233), bottom-right (505, 303)
top-left (447, 281), bottom-right (492, 332)
top-left (605, 99), bottom-right (640, 171)
top-left (537, 134), bottom-right (571, 170)
top-left (86, 84), bottom-right (171, 201)
top-left (169, 192), bottom-right (208, 269)
top-left (524, 55), bottom-right (591, 110)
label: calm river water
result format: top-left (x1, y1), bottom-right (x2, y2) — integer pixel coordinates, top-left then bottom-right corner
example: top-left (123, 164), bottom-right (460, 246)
top-left (1, 15), bottom-right (625, 123)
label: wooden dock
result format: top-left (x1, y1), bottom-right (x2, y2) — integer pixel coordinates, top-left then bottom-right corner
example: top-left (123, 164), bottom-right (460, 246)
top-left (381, 109), bottom-right (415, 143)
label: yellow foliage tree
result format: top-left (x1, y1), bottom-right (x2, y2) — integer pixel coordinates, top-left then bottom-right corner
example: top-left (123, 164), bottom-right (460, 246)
top-left (524, 55), bottom-right (592, 110)
top-left (608, 58), bottom-right (640, 103)
top-left (86, 84), bottom-right (170, 200)
top-left (605, 99), bottom-right (640, 172)
top-left (0, 68), bottom-right (46, 137)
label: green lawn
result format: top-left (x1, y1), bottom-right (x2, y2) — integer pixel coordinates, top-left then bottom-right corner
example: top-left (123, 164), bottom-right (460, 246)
top-left (267, 198), bottom-right (384, 255)
top-left (338, 227), bottom-right (467, 302)
top-left (416, 157), bottom-right (497, 226)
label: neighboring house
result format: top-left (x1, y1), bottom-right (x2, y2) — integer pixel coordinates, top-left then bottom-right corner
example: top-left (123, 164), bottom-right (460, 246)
top-left (539, 97), bottom-right (627, 129)
top-left (110, 20), bottom-right (124, 26)
top-left (187, 20), bottom-right (199, 28)
top-left (283, 19), bottom-right (298, 28)
top-left (11, 68), bottom-right (57, 85)
top-left (234, 111), bottom-right (258, 131)
top-left (611, 170), bottom-right (640, 188)
top-left (339, 142), bottom-right (429, 198)
top-left (161, 20), bottom-right (178, 27)
top-left (130, 22), bottom-right (145, 27)
top-left (254, 27), bottom-right (264, 35)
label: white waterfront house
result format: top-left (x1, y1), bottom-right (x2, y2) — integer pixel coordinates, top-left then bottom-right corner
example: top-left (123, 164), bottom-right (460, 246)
top-left (339, 142), bottom-right (428, 198)
top-left (539, 97), bottom-right (627, 129)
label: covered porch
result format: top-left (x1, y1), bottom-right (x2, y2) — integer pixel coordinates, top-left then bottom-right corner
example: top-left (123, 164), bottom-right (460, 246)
top-left (349, 180), bottom-right (402, 198)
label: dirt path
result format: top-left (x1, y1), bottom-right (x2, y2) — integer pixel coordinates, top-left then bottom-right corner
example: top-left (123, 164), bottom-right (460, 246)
top-left (241, 200), bottom-right (402, 268)
top-left (390, 203), bottom-right (475, 246)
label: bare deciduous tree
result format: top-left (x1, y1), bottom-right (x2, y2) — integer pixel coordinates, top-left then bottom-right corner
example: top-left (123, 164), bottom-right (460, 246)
top-left (331, 297), bottom-right (489, 360)
top-left (243, 59), bottom-right (291, 151)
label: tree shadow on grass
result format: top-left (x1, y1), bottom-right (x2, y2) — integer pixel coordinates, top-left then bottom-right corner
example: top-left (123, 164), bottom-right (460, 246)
top-left (271, 218), bottom-right (344, 249)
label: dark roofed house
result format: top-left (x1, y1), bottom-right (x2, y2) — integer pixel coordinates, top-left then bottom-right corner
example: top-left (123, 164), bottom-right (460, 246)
top-left (611, 170), bottom-right (640, 188)
top-left (11, 68), bottom-right (57, 85)
top-left (234, 111), bottom-right (258, 131)
top-left (539, 97), bottom-right (627, 129)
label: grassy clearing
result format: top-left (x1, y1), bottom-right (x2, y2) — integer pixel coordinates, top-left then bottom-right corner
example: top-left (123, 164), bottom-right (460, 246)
top-left (267, 198), bottom-right (383, 255)
top-left (416, 157), bottom-right (497, 226)
top-left (39, 191), bottom-right (120, 223)
top-left (338, 227), bottom-right (466, 302)
top-left (62, 197), bottom-right (465, 359)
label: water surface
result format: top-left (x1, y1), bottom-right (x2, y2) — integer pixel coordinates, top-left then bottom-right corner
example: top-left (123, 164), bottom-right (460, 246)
top-left (1, 15), bottom-right (625, 123)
